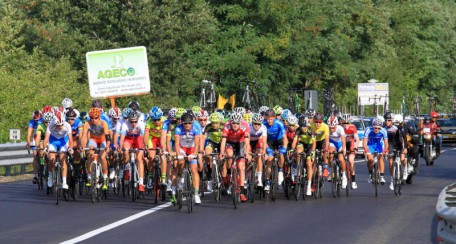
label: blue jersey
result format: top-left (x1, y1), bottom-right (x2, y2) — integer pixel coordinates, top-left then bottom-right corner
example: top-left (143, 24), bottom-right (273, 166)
top-left (363, 126), bottom-right (388, 145)
top-left (28, 118), bottom-right (43, 130)
top-left (70, 118), bottom-right (83, 137)
top-left (174, 123), bottom-right (202, 148)
top-left (263, 118), bottom-right (286, 141)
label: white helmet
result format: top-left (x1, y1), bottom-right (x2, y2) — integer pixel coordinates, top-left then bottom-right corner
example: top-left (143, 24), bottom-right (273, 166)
top-left (62, 98), bottom-right (73, 109)
top-left (233, 107), bottom-right (246, 116)
top-left (252, 113), bottom-right (264, 124)
top-left (43, 112), bottom-right (54, 122)
top-left (287, 116), bottom-right (298, 126)
top-left (53, 111), bottom-right (66, 125)
top-left (109, 107), bottom-right (121, 119)
top-left (393, 114), bottom-right (403, 124)
top-left (230, 112), bottom-right (243, 123)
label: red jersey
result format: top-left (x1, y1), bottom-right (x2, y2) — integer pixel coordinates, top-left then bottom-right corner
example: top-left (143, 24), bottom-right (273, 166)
top-left (286, 128), bottom-right (296, 142)
top-left (343, 124), bottom-right (357, 142)
top-left (223, 120), bottom-right (250, 143)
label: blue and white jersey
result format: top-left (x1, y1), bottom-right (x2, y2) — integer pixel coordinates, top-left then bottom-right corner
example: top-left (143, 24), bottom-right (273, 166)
top-left (70, 118), bottom-right (83, 137)
top-left (363, 126), bottom-right (388, 145)
top-left (174, 123), bottom-right (202, 148)
top-left (263, 118), bottom-right (286, 141)
top-left (28, 118), bottom-right (43, 130)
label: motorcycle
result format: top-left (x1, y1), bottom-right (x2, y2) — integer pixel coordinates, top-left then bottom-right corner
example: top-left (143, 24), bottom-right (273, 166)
top-left (421, 128), bottom-right (437, 166)
top-left (406, 133), bottom-right (420, 184)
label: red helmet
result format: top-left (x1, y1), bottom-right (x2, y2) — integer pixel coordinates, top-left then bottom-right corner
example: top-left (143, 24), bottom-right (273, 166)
top-left (430, 111), bottom-right (438, 118)
top-left (42, 105), bottom-right (52, 114)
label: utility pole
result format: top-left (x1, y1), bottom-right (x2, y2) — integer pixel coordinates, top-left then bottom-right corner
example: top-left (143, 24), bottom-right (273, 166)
top-left (369, 95), bottom-right (381, 117)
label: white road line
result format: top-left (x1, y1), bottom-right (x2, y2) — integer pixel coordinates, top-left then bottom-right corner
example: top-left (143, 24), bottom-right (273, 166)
top-left (61, 202), bottom-right (173, 244)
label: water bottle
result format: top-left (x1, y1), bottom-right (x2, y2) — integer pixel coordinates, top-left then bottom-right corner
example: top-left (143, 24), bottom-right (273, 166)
top-left (318, 165), bottom-right (322, 177)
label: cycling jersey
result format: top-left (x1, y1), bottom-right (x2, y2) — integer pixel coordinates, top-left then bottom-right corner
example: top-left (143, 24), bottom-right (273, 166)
top-left (145, 118), bottom-right (163, 138)
top-left (329, 125), bottom-right (345, 152)
top-left (249, 124), bottom-right (267, 141)
top-left (204, 126), bottom-right (223, 144)
top-left (286, 128), bottom-right (297, 143)
top-left (222, 120), bottom-right (250, 143)
top-left (263, 119), bottom-right (285, 141)
top-left (174, 123), bottom-right (202, 148)
top-left (70, 118), bottom-right (83, 138)
top-left (311, 122), bottom-right (329, 142)
top-left (87, 112), bottom-right (112, 130)
top-left (120, 120), bottom-right (145, 137)
top-left (36, 123), bottom-right (47, 141)
top-left (294, 127), bottom-right (316, 145)
top-left (28, 118), bottom-right (43, 131)
top-left (343, 124), bottom-right (357, 142)
top-left (384, 124), bottom-right (403, 150)
top-left (46, 121), bottom-right (72, 152)
top-left (364, 126), bottom-right (388, 154)
top-left (164, 119), bottom-right (178, 141)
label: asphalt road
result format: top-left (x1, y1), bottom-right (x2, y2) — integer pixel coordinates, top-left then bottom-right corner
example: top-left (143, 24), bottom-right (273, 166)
top-left (1, 146), bottom-right (456, 244)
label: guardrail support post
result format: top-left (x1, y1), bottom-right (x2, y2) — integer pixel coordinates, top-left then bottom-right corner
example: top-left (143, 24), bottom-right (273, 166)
top-left (21, 164), bottom-right (26, 174)
top-left (6, 166), bottom-right (11, 176)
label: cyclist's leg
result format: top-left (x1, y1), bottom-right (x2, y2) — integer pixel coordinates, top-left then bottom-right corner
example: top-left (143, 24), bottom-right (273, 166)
top-left (255, 147), bottom-right (263, 183)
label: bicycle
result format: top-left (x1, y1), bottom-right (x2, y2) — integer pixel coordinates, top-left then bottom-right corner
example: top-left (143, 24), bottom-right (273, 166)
top-left (371, 151), bottom-right (381, 197)
top-left (47, 151), bottom-right (67, 205)
top-left (247, 152), bottom-right (262, 203)
top-left (33, 148), bottom-right (48, 191)
top-left (330, 152), bottom-right (342, 198)
top-left (124, 148), bottom-right (143, 202)
top-left (146, 148), bottom-right (167, 204)
top-left (344, 153), bottom-right (351, 197)
top-left (392, 150), bottom-right (403, 196)
top-left (83, 147), bottom-right (104, 203)
top-left (284, 150), bottom-right (304, 201)
top-left (266, 151), bottom-right (280, 202)
top-left (311, 149), bottom-right (324, 199)
top-left (230, 154), bottom-right (246, 209)
top-left (176, 155), bottom-right (196, 213)
top-left (64, 152), bottom-right (78, 201)
top-left (110, 151), bottom-right (122, 195)
top-left (207, 149), bottom-right (222, 202)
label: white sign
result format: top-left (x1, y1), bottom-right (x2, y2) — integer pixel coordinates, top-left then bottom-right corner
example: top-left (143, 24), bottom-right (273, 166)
top-left (358, 82), bottom-right (389, 106)
top-left (86, 46), bottom-right (150, 99)
top-left (9, 129), bottom-right (20, 141)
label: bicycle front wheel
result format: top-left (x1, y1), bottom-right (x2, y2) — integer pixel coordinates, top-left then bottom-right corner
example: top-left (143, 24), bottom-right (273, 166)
top-left (55, 165), bottom-right (61, 205)
top-left (373, 163), bottom-right (379, 197)
top-left (232, 168), bottom-right (239, 209)
top-left (393, 162), bottom-right (402, 196)
top-left (270, 166), bottom-right (278, 201)
top-left (185, 171), bottom-right (193, 213)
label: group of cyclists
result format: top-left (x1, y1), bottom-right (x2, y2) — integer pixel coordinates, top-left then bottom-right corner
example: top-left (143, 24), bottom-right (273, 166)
top-left (25, 97), bottom-right (443, 205)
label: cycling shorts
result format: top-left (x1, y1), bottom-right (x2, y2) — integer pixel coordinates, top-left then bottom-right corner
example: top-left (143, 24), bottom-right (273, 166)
top-left (266, 139), bottom-right (286, 156)
top-left (88, 138), bottom-right (106, 149)
top-left (48, 135), bottom-right (69, 153)
top-left (205, 140), bottom-right (221, 152)
top-left (329, 139), bottom-right (343, 153)
top-left (315, 140), bottom-right (325, 151)
top-left (346, 141), bottom-right (355, 154)
top-left (124, 136), bottom-right (144, 149)
top-left (249, 140), bottom-right (263, 151)
top-left (297, 142), bottom-right (313, 157)
top-left (367, 143), bottom-right (383, 155)
top-left (226, 141), bottom-right (246, 161)
top-left (179, 147), bottom-right (197, 165)
top-left (147, 137), bottom-right (161, 149)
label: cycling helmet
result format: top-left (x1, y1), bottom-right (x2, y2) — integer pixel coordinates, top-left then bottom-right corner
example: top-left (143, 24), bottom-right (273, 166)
top-left (298, 116), bottom-right (309, 127)
top-left (62, 98), bottom-right (73, 109)
top-left (122, 108), bottom-right (131, 119)
top-left (43, 112), bottom-right (54, 122)
top-left (424, 115), bottom-right (432, 124)
top-left (265, 109), bottom-right (276, 117)
top-left (52, 106), bottom-right (64, 114)
top-left (332, 110), bottom-right (341, 117)
top-left (92, 100), bottom-right (103, 108)
top-left (176, 108), bottom-right (187, 119)
top-left (53, 111), bottom-right (66, 125)
top-left (42, 105), bottom-right (52, 114)
top-left (89, 108), bottom-right (101, 118)
top-left (181, 112), bottom-right (193, 123)
top-left (216, 111), bottom-right (225, 121)
top-left (287, 116), bottom-right (298, 126)
top-left (129, 110), bottom-right (140, 120)
top-left (192, 106), bottom-right (202, 115)
top-left (128, 101), bottom-right (140, 111)
top-left (73, 109), bottom-right (80, 118)
top-left (393, 114), bottom-right (403, 124)
top-left (66, 108), bottom-right (77, 118)
top-left (230, 112), bottom-right (243, 123)
top-left (328, 116), bottom-right (339, 127)
top-left (32, 110), bottom-right (42, 119)
top-left (294, 113), bottom-right (304, 119)
top-left (430, 111), bottom-right (439, 118)
top-left (109, 107), bottom-right (121, 119)
top-left (383, 112), bottom-right (393, 120)
top-left (342, 114), bottom-right (351, 123)
top-left (80, 111), bottom-right (87, 121)
top-left (371, 118), bottom-right (382, 127)
top-left (209, 112), bottom-right (222, 123)
top-left (243, 113), bottom-right (252, 123)
top-left (148, 106), bottom-right (163, 120)
top-left (233, 107), bottom-right (246, 116)
top-left (281, 109), bottom-right (291, 120)
top-left (259, 106), bottom-right (270, 116)
top-left (196, 109), bottom-right (209, 118)
top-left (252, 113), bottom-right (264, 124)
top-left (305, 108), bottom-right (316, 118)
top-left (273, 105), bottom-right (283, 115)
top-left (168, 108), bottom-right (177, 120)
top-left (314, 112), bottom-right (324, 122)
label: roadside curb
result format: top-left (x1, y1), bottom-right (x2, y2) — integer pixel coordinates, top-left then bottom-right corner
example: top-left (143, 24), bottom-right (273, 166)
top-left (436, 182), bottom-right (456, 243)
top-left (0, 174), bottom-right (33, 184)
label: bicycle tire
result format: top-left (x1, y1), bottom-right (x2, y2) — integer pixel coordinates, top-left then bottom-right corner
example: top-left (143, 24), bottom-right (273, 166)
top-left (67, 164), bottom-right (75, 201)
top-left (38, 163), bottom-right (44, 190)
top-left (345, 161), bottom-right (350, 197)
top-left (212, 162), bottom-right (221, 202)
top-left (331, 162), bottom-right (337, 198)
top-left (270, 164), bottom-right (278, 202)
top-left (55, 165), bottom-right (61, 205)
top-left (249, 162), bottom-right (255, 203)
top-left (295, 162), bottom-right (302, 201)
top-left (185, 171), bottom-right (193, 213)
top-left (373, 163), bottom-right (379, 197)
top-left (90, 163), bottom-right (97, 203)
top-left (394, 161), bottom-right (402, 196)
top-left (232, 168), bottom-right (239, 209)
top-left (131, 164), bottom-right (137, 202)
top-left (336, 164), bottom-right (341, 198)
top-left (154, 165), bottom-right (160, 205)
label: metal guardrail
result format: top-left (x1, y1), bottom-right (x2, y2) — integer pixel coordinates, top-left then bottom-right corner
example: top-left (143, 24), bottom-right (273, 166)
top-left (436, 183), bottom-right (456, 243)
top-left (0, 142), bottom-right (33, 176)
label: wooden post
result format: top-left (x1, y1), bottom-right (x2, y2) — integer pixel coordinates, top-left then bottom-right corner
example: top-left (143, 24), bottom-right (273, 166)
top-left (110, 98), bottom-right (116, 108)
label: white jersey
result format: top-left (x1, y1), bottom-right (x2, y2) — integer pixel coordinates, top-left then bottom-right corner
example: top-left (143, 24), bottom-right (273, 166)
top-left (120, 120), bottom-right (145, 137)
top-left (249, 124), bottom-right (267, 141)
top-left (329, 125), bottom-right (345, 142)
top-left (46, 122), bottom-right (72, 139)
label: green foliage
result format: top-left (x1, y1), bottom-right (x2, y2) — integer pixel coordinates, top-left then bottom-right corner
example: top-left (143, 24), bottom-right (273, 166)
top-left (1, 0), bottom-right (456, 142)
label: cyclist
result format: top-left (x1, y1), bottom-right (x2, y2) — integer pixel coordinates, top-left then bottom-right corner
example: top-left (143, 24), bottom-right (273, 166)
top-left (401, 116), bottom-right (421, 182)
top-left (285, 116), bottom-right (298, 148)
top-left (220, 112), bottom-right (251, 202)
top-left (249, 113), bottom-right (268, 187)
top-left (430, 111), bottom-right (442, 157)
top-left (65, 108), bottom-right (83, 178)
top-left (281, 109), bottom-right (292, 127)
top-left (327, 116), bottom-right (348, 188)
top-left (202, 112), bottom-right (224, 191)
top-left (107, 107), bottom-right (122, 180)
top-left (263, 109), bottom-right (287, 191)
top-left (174, 113), bottom-right (203, 204)
top-left (144, 106), bottom-right (167, 189)
top-left (311, 112), bottom-right (330, 178)
top-left (259, 106), bottom-right (270, 117)
top-left (80, 108), bottom-right (111, 190)
top-left (89, 100), bottom-right (113, 130)
top-left (291, 115), bottom-right (316, 196)
top-left (393, 114), bottom-right (410, 182)
top-left (273, 105), bottom-right (283, 120)
top-left (195, 109), bottom-right (210, 181)
top-left (383, 112), bottom-right (406, 190)
top-left (42, 111), bottom-right (74, 189)
top-left (165, 108), bottom-right (183, 203)
top-left (26, 110), bottom-right (43, 184)
top-left (340, 114), bottom-right (360, 189)
top-left (61, 98), bottom-right (73, 112)
top-left (118, 110), bottom-right (146, 192)
top-left (363, 118), bottom-right (388, 185)
top-left (128, 100), bottom-right (147, 123)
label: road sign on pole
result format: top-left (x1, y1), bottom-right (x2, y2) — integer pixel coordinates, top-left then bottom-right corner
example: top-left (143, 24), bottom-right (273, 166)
top-left (9, 129), bottom-right (20, 141)
top-left (304, 90), bottom-right (318, 112)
